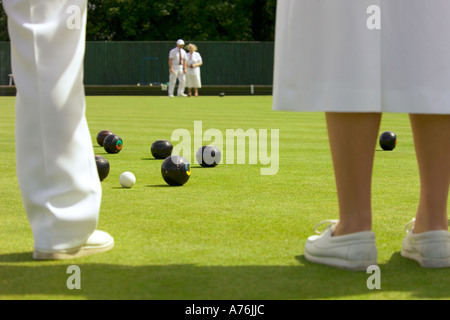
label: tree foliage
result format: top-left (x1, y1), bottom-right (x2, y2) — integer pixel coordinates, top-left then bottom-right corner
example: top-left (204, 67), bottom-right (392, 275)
top-left (0, 1), bottom-right (7, 41)
top-left (0, 0), bottom-right (276, 41)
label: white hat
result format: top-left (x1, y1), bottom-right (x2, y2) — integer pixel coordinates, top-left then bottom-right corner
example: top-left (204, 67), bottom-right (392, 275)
top-left (176, 39), bottom-right (185, 45)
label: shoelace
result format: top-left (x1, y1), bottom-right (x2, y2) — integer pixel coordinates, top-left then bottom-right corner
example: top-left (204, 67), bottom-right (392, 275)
top-left (404, 218), bottom-right (450, 234)
top-left (314, 219), bottom-right (339, 235)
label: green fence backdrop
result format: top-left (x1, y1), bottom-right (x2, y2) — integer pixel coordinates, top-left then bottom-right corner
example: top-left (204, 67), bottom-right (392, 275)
top-left (0, 42), bottom-right (11, 85)
top-left (0, 41), bottom-right (274, 86)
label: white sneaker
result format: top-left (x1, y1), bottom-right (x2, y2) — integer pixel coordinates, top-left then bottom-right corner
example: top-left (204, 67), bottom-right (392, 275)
top-left (401, 219), bottom-right (450, 268)
top-left (177, 93), bottom-right (188, 97)
top-left (304, 220), bottom-right (377, 271)
top-left (33, 230), bottom-right (114, 260)
top-left (168, 95), bottom-right (174, 98)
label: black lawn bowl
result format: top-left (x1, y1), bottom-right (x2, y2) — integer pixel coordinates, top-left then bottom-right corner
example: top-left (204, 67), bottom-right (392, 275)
top-left (161, 155), bottom-right (191, 186)
top-left (196, 145), bottom-right (222, 167)
top-left (379, 131), bottom-right (397, 151)
top-left (151, 140), bottom-right (173, 159)
top-left (219, 92), bottom-right (225, 97)
top-left (103, 134), bottom-right (123, 154)
top-left (96, 130), bottom-right (113, 147)
top-left (95, 155), bottom-right (110, 181)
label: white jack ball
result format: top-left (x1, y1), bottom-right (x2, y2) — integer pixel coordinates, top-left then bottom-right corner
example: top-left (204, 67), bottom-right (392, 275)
top-left (119, 171), bottom-right (136, 188)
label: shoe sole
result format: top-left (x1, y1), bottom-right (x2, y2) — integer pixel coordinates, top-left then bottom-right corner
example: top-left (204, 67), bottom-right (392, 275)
top-left (304, 251), bottom-right (377, 272)
top-left (33, 240), bottom-right (114, 260)
top-left (401, 249), bottom-right (450, 268)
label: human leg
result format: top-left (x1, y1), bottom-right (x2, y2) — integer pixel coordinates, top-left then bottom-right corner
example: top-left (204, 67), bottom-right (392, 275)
top-left (168, 71), bottom-right (177, 97)
top-left (177, 72), bottom-right (187, 96)
top-left (4, 0), bottom-right (113, 257)
top-left (400, 114), bottom-right (450, 268)
top-left (409, 114), bottom-right (450, 233)
top-left (303, 112), bottom-right (380, 270)
top-left (325, 112), bottom-right (382, 236)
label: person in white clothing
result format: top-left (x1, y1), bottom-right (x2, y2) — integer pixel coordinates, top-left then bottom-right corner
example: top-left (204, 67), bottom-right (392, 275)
top-left (273, 0), bottom-right (450, 270)
top-left (3, 0), bottom-right (114, 260)
top-left (168, 39), bottom-right (188, 97)
top-left (186, 44), bottom-right (203, 97)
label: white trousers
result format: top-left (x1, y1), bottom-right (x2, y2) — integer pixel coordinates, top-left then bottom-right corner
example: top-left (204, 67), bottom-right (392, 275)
top-left (168, 66), bottom-right (186, 96)
top-left (3, 0), bottom-right (101, 251)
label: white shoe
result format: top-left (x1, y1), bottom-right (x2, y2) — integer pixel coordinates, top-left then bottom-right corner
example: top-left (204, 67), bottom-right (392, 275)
top-left (304, 220), bottom-right (377, 271)
top-left (401, 219), bottom-right (450, 268)
top-left (168, 95), bottom-right (174, 98)
top-left (33, 230), bottom-right (114, 260)
top-left (177, 93), bottom-right (188, 97)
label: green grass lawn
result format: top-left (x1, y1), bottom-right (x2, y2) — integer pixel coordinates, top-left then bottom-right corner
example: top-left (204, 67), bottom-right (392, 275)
top-left (0, 95), bottom-right (449, 300)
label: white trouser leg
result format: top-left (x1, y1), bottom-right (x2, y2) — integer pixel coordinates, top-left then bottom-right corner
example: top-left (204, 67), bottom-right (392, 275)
top-left (168, 71), bottom-right (177, 96)
top-left (3, 0), bottom-right (101, 251)
top-left (169, 66), bottom-right (184, 96)
top-left (177, 71), bottom-right (186, 96)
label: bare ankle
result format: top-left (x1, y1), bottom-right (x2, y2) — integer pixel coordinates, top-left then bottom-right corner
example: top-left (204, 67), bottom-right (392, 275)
top-left (413, 222), bottom-right (448, 234)
top-left (333, 222), bottom-right (372, 236)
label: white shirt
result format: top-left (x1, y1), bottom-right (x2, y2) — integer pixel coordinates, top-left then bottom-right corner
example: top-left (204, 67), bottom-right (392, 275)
top-left (169, 47), bottom-right (187, 67)
top-left (186, 51), bottom-right (202, 75)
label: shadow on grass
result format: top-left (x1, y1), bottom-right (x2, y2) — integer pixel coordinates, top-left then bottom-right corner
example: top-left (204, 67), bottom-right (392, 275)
top-left (146, 184), bottom-right (173, 188)
top-left (0, 251), bottom-right (449, 300)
